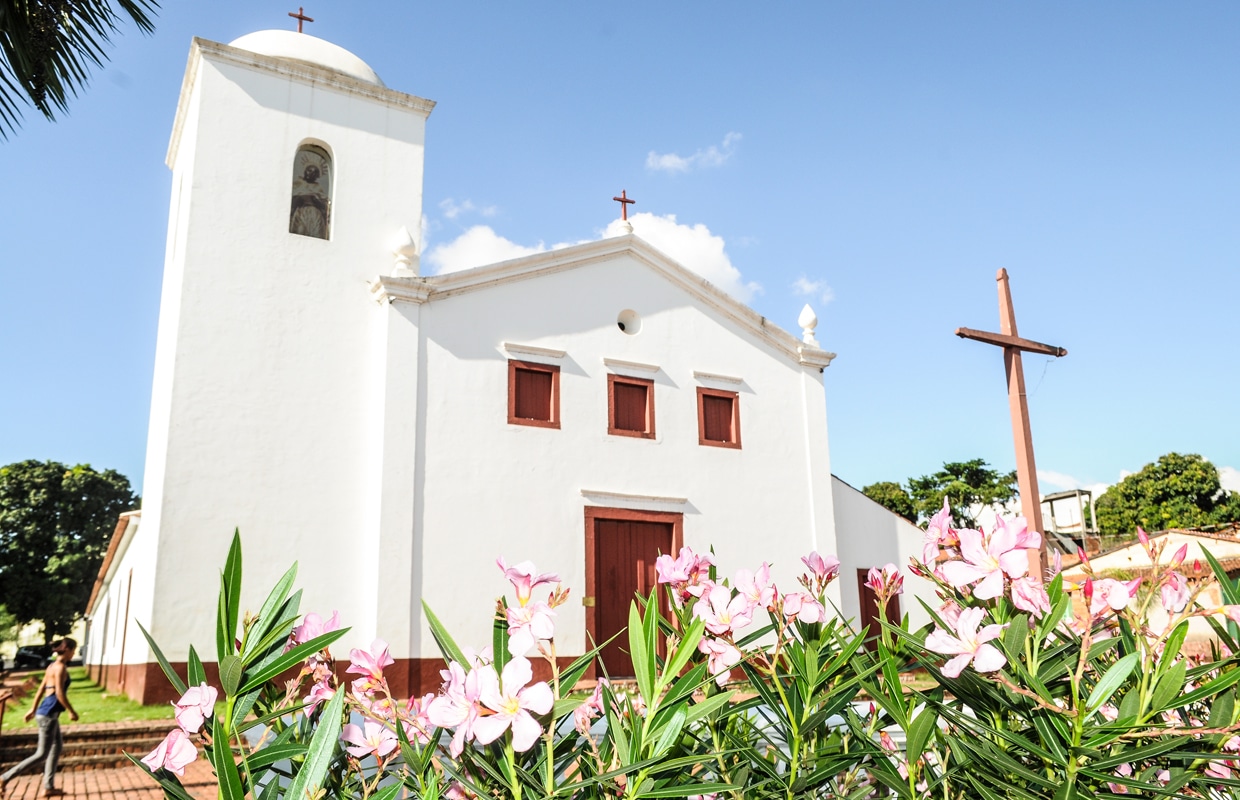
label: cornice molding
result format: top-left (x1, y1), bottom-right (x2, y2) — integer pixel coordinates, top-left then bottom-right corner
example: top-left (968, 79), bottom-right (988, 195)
top-left (169, 37), bottom-right (436, 167)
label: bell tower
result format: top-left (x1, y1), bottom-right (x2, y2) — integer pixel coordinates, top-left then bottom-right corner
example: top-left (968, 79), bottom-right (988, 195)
top-left (136, 30), bottom-right (435, 672)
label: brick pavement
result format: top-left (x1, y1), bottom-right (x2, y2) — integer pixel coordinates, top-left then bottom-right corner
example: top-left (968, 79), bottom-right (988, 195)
top-left (1, 758), bottom-right (216, 800)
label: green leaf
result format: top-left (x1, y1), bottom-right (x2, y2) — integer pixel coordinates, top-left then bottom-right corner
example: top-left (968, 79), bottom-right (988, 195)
top-left (135, 619), bottom-right (187, 696)
top-left (243, 743), bottom-right (305, 771)
top-left (650, 706), bottom-right (687, 757)
top-left (905, 707), bottom-right (937, 764)
top-left (1163, 620), bottom-right (1189, 665)
top-left (219, 654), bottom-right (244, 697)
top-left (217, 531), bottom-right (243, 661)
top-left (369, 786), bottom-right (403, 800)
top-left (187, 646), bottom-right (206, 688)
top-left (422, 601), bottom-right (469, 666)
top-left (1171, 660), bottom-right (1240, 708)
top-left (1147, 660), bottom-right (1187, 714)
top-left (493, 596), bottom-right (510, 673)
top-left (211, 715), bottom-right (246, 800)
top-left (630, 600), bottom-right (655, 705)
top-left (639, 782), bottom-right (738, 797)
top-left (1211, 689), bottom-right (1236, 728)
top-left (236, 628), bottom-right (349, 693)
top-left (684, 690), bottom-right (733, 724)
top-left (1003, 613), bottom-right (1029, 657)
top-left (1086, 652), bottom-right (1139, 714)
top-left (553, 695), bottom-right (587, 718)
top-left (283, 688), bottom-right (345, 800)
top-left (245, 562), bottom-right (298, 654)
top-left (1204, 547), bottom-right (1240, 604)
top-left (658, 618), bottom-right (705, 693)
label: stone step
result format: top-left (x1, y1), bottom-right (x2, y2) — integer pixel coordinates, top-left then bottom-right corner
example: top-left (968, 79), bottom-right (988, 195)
top-left (1, 735), bottom-right (167, 762)
top-left (0, 719), bottom-right (172, 748)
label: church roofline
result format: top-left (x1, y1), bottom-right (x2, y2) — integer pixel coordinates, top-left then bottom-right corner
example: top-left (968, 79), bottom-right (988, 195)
top-left (85, 510), bottom-right (141, 616)
top-left (370, 234), bottom-right (836, 369)
top-left (167, 37), bottom-right (436, 169)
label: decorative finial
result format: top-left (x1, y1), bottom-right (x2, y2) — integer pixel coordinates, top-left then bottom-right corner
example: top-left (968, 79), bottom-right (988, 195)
top-left (798, 304), bottom-right (820, 347)
top-left (390, 225), bottom-right (419, 277)
top-left (289, 7), bottom-right (314, 33)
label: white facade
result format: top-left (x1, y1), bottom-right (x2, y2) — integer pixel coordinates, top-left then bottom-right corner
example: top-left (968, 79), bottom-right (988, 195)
top-left (85, 31), bottom-right (916, 702)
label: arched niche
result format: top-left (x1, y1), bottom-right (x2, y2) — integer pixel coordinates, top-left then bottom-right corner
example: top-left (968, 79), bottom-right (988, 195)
top-left (289, 143), bottom-right (332, 239)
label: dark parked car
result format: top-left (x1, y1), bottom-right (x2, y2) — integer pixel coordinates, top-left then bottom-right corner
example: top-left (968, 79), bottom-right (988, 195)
top-left (12, 645), bottom-right (52, 670)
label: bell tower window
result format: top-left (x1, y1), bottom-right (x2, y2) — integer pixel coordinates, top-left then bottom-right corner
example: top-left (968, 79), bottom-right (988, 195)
top-left (289, 144), bottom-right (332, 239)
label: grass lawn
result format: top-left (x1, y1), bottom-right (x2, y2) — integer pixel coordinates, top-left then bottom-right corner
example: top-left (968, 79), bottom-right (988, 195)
top-left (2, 667), bottom-right (172, 732)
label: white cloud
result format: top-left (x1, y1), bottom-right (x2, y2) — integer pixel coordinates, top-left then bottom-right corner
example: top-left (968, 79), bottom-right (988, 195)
top-left (1219, 466), bottom-right (1240, 494)
top-left (425, 212), bottom-right (760, 303)
top-left (646, 132), bottom-right (742, 174)
top-left (439, 198), bottom-right (497, 220)
top-left (603, 212), bottom-right (760, 302)
top-left (425, 226), bottom-right (550, 274)
top-left (792, 275), bottom-right (835, 305)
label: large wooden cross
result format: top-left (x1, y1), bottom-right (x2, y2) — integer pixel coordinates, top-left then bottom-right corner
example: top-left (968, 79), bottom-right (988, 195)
top-left (956, 268), bottom-right (1066, 580)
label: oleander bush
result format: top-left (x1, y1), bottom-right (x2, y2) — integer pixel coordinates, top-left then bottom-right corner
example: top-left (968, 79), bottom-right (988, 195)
top-left (133, 506), bottom-right (1240, 799)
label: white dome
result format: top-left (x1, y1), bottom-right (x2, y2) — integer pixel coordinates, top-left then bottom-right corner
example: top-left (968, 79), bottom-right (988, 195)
top-left (228, 30), bottom-right (384, 87)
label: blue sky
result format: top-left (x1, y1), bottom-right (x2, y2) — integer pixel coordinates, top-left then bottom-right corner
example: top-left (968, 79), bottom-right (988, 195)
top-left (2, 2), bottom-right (1238, 502)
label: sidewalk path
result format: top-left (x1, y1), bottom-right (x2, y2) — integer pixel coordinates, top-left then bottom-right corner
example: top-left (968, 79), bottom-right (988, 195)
top-left (2, 759), bottom-right (216, 800)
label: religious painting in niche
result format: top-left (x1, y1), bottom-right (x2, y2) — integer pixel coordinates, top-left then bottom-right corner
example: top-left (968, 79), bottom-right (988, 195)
top-left (289, 145), bottom-right (332, 239)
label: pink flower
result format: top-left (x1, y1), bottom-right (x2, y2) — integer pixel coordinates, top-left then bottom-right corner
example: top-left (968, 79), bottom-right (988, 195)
top-left (403, 693), bottom-right (436, 745)
top-left (693, 584), bottom-right (755, 635)
top-left (573, 679), bottom-right (609, 735)
top-left (172, 683), bottom-right (217, 734)
top-left (341, 720), bottom-right (398, 759)
top-left (289, 611), bottom-right (341, 648)
top-left (1010, 577), bottom-right (1051, 618)
top-left (1170, 544), bottom-right (1188, 568)
top-left (1004, 516), bottom-right (1042, 551)
top-left (939, 525), bottom-right (1028, 600)
top-left (347, 639), bottom-right (395, 694)
top-left (923, 498), bottom-right (954, 564)
top-left (697, 637), bottom-right (742, 686)
top-left (505, 601), bottom-right (556, 657)
top-left (305, 679), bottom-right (335, 712)
top-left (1090, 578), bottom-right (1139, 617)
top-left (734, 563), bottom-right (775, 609)
top-left (801, 551), bottom-right (841, 583)
top-left (471, 657), bottom-right (553, 752)
top-left (781, 591), bottom-right (826, 624)
top-left (141, 728), bottom-right (198, 776)
top-left (427, 662), bottom-right (484, 758)
top-left (498, 558), bottom-right (560, 607)
top-left (864, 564), bottom-right (904, 597)
top-left (655, 547), bottom-right (714, 600)
top-left (1160, 572), bottom-right (1190, 613)
top-left (924, 607), bottom-right (1007, 678)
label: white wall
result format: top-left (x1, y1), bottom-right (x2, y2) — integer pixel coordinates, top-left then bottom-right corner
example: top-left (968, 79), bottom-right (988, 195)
top-left (408, 253), bottom-right (839, 656)
top-left (831, 477), bottom-right (935, 632)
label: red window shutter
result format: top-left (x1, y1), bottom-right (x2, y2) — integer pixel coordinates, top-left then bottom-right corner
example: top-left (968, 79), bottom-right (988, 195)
top-left (702, 394), bottom-right (734, 442)
top-left (613, 382), bottom-right (649, 432)
top-left (514, 368), bottom-right (553, 421)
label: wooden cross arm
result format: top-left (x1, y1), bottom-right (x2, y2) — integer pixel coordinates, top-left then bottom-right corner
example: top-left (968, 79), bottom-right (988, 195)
top-left (955, 327), bottom-right (1067, 357)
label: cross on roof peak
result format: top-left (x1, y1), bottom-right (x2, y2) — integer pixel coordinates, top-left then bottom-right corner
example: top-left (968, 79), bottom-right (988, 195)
top-left (288, 7), bottom-right (314, 33)
top-left (612, 190), bottom-right (635, 221)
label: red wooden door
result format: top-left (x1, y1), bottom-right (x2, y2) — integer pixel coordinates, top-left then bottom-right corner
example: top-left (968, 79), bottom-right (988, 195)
top-left (857, 569), bottom-right (900, 652)
top-left (593, 519), bottom-right (673, 677)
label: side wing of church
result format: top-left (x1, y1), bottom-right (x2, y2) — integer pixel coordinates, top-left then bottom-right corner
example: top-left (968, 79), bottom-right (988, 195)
top-left (83, 30), bottom-right (931, 703)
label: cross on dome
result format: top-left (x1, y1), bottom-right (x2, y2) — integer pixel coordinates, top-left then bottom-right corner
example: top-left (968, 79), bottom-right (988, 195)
top-left (288, 7), bottom-right (314, 33)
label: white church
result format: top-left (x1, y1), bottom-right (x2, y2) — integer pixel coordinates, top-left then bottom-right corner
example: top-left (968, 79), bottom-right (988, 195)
top-left (83, 29), bottom-right (930, 703)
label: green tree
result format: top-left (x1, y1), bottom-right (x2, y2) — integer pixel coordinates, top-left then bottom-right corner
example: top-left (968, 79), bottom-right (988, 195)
top-left (907, 458), bottom-right (1018, 529)
top-left (1093, 452), bottom-right (1240, 538)
top-left (0, 460), bottom-right (138, 640)
top-left (0, 0), bottom-right (158, 137)
top-left (861, 480), bottom-right (917, 523)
